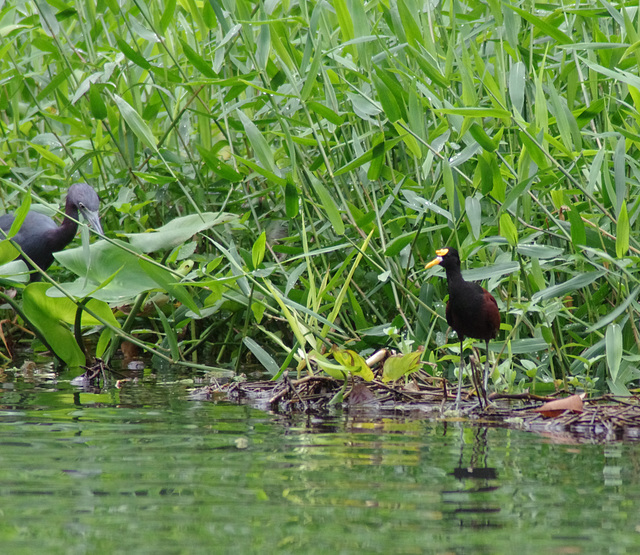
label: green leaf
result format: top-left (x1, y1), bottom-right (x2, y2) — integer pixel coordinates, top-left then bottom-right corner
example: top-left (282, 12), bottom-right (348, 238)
top-left (264, 281), bottom-right (309, 349)
top-left (500, 179), bottom-right (532, 212)
top-left (547, 80), bottom-right (573, 151)
top-left (332, 346), bottom-right (374, 381)
top-left (155, 302), bottom-right (180, 360)
top-left (113, 94), bottom-right (157, 151)
top-left (313, 183), bottom-right (344, 235)
top-left (392, 120), bottom-right (422, 158)
top-left (585, 286), bottom-right (640, 333)
top-left (159, 0), bottom-right (176, 32)
top-left (587, 148), bottom-right (605, 194)
top-left (515, 245), bottom-right (563, 259)
top-left (196, 144), bottom-right (243, 182)
top-left (382, 351), bottom-right (422, 382)
top-left (333, 0), bottom-right (354, 43)
top-left (508, 5), bottom-right (573, 44)
top-left (21, 284), bottom-right (120, 367)
top-left (465, 196), bottom-right (481, 240)
top-left (22, 284), bottom-right (85, 367)
top-left (4, 191), bottom-right (31, 240)
top-left (373, 75), bottom-right (402, 123)
top-left (464, 262), bottom-right (519, 283)
top-left (439, 107), bottom-right (511, 118)
top-left (334, 137), bottom-right (403, 176)
top-left (243, 337), bottom-right (280, 376)
top-left (606, 323), bottom-right (623, 384)
top-left (252, 231), bottom-right (266, 269)
top-left (37, 0), bottom-right (59, 36)
top-left (569, 206), bottom-right (586, 247)
top-left (519, 130), bottom-right (549, 169)
top-left (54, 240), bottom-right (160, 303)
top-left (307, 101), bottom-right (344, 125)
top-left (310, 350), bottom-right (347, 380)
top-left (234, 154), bottom-right (286, 186)
top-left (614, 135), bottom-right (626, 217)
top-left (401, 190), bottom-right (453, 223)
top-left (532, 271), bottom-right (606, 302)
top-left (509, 62), bottom-right (525, 114)
top-left (29, 143), bottom-right (65, 168)
top-left (285, 179), bottom-right (299, 218)
top-left (320, 230), bottom-right (373, 338)
top-left (115, 35), bottom-right (151, 70)
top-left (124, 212), bottom-right (236, 253)
top-left (0, 258), bottom-right (27, 281)
top-left (499, 213), bottom-right (518, 246)
top-left (89, 85), bottom-right (107, 120)
top-left (616, 202), bottom-right (629, 258)
top-left (237, 110), bottom-right (278, 176)
top-left (367, 134), bottom-right (385, 179)
top-left (397, 0), bottom-right (423, 48)
top-left (139, 260), bottom-right (200, 315)
top-left (384, 231), bottom-right (416, 257)
top-left (256, 22), bottom-right (270, 70)
top-left (443, 161), bottom-right (455, 218)
top-left (180, 39), bottom-right (218, 78)
top-left (469, 123), bottom-right (497, 152)
top-left (580, 55), bottom-right (640, 91)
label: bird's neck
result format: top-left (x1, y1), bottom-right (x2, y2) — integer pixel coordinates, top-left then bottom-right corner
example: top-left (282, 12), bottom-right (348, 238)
top-left (445, 268), bottom-right (465, 288)
top-left (55, 201), bottom-right (80, 249)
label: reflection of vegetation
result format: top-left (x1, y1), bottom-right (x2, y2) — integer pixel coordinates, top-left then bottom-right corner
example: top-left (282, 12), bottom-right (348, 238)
top-left (0, 1), bottom-right (638, 396)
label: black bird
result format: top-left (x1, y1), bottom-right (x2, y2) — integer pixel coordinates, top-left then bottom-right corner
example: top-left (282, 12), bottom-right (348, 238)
top-left (426, 247), bottom-right (500, 407)
top-left (0, 183), bottom-right (102, 281)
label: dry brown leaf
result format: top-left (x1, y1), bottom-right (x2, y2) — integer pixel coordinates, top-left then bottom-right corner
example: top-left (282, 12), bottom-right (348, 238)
top-left (348, 383), bottom-right (376, 406)
top-left (533, 394), bottom-right (584, 418)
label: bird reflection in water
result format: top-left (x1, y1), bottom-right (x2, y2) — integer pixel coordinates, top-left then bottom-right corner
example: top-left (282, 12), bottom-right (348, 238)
top-left (444, 426), bottom-right (501, 530)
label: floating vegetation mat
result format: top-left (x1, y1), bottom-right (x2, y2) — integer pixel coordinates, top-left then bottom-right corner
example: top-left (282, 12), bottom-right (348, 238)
top-left (196, 372), bottom-right (640, 443)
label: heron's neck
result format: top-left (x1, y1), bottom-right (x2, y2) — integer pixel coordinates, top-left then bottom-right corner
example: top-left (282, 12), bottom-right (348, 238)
top-left (53, 201), bottom-right (80, 251)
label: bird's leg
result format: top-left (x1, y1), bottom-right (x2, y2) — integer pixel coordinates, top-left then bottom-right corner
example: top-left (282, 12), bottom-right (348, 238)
top-left (455, 338), bottom-right (464, 408)
top-left (483, 339), bottom-right (491, 404)
top-left (468, 353), bottom-right (485, 409)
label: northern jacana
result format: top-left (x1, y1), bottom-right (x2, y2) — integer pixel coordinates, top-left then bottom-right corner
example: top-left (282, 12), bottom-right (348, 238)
top-left (426, 247), bottom-right (500, 407)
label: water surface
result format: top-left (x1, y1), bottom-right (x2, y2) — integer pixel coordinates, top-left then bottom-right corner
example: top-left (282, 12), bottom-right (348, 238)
top-left (0, 371), bottom-right (637, 554)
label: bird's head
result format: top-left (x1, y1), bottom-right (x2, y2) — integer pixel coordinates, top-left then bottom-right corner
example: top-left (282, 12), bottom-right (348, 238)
top-left (68, 183), bottom-right (103, 236)
top-left (425, 247), bottom-right (461, 271)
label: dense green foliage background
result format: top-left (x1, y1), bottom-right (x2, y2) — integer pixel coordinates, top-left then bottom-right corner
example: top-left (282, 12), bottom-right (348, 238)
top-left (1, 0), bottom-right (639, 392)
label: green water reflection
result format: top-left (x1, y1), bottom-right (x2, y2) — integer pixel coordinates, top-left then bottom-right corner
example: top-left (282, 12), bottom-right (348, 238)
top-left (0, 377), bottom-right (637, 554)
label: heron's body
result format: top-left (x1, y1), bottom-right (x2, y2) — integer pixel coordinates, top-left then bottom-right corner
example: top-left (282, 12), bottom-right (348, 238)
top-left (0, 183), bottom-right (102, 280)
